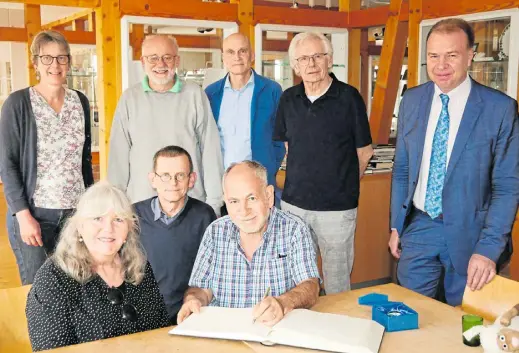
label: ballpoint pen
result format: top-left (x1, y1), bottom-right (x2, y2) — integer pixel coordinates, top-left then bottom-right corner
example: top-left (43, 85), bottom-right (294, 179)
top-left (252, 286), bottom-right (271, 324)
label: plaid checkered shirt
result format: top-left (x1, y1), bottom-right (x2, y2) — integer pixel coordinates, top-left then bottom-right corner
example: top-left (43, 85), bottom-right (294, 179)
top-left (189, 207), bottom-right (320, 308)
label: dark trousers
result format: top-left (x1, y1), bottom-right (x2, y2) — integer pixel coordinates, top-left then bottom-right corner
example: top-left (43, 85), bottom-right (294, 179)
top-left (397, 209), bottom-right (467, 306)
top-left (7, 207), bottom-right (73, 285)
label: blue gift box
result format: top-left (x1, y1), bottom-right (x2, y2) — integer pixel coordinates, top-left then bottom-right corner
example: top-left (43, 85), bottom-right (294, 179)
top-left (371, 302), bottom-right (419, 332)
top-left (358, 293), bottom-right (389, 306)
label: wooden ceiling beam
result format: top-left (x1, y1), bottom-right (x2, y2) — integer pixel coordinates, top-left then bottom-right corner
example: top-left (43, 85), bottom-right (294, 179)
top-left (55, 29), bottom-right (96, 44)
top-left (119, 0), bottom-right (237, 22)
top-left (1, 0), bottom-right (99, 7)
top-left (42, 9), bottom-right (93, 30)
top-left (253, 5), bottom-right (348, 28)
top-left (0, 27), bottom-right (27, 42)
top-left (0, 26), bottom-right (95, 45)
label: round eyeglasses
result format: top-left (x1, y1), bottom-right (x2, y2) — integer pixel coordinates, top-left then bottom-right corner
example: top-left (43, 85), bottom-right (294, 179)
top-left (143, 55), bottom-right (178, 65)
top-left (154, 172), bottom-right (190, 183)
top-left (35, 55), bottom-right (70, 66)
top-left (295, 53), bottom-right (328, 66)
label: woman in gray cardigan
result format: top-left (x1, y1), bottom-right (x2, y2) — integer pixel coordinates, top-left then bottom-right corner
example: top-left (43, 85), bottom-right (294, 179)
top-left (0, 30), bottom-right (93, 285)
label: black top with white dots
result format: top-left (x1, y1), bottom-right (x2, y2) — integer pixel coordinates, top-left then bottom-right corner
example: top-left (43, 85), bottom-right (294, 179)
top-left (26, 259), bottom-right (170, 351)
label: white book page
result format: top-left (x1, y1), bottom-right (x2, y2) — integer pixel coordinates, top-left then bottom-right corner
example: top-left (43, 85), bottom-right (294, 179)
top-left (169, 307), bottom-right (272, 343)
top-left (268, 309), bottom-right (385, 353)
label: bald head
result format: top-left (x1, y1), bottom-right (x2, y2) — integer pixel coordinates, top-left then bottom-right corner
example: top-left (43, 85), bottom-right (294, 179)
top-left (223, 161), bottom-right (274, 236)
top-left (222, 33), bottom-right (253, 76)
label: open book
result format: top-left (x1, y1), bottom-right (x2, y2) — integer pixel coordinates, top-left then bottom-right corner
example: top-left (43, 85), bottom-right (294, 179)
top-left (169, 307), bottom-right (385, 353)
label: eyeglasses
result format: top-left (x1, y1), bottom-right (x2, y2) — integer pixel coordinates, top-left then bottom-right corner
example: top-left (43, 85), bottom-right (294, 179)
top-left (143, 55), bottom-right (178, 65)
top-left (154, 172), bottom-right (190, 183)
top-left (107, 287), bottom-right (138, 322)
top-left (295, 53), bottom-right (328, 66)
top-left (35, 55), bottom-right (70, 66)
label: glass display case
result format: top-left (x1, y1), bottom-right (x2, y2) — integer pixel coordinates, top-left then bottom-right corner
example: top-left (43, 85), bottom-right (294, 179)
top-left (0, 62), bottom-right (13, 110)
top-left (262, 52), bottom-right (293, 91)
top-left (66, 45), bottom-right (99, 151)
top-left (419, 10), bottom-right (518, 99)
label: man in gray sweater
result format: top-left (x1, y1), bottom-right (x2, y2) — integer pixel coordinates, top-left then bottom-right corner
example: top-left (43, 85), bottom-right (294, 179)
top-left (108, 34), bottom-right (224, 215)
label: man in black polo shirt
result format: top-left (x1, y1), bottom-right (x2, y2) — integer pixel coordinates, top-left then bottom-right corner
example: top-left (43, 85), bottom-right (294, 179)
top-left (133, 145), bottom-right (216, 324)
top-left (274, 32), bottom-right (373, 294)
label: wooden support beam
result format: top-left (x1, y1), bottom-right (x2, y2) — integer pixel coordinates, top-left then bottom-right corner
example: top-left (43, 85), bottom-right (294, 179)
top-left (0, 27), bottom-right (95, 45)
top-left (254, 5), bottom-right (348, 28)
top-left (360, 28), bottom-right (370, 105)
top-left (422, 0), bottom-right (519, 20)
top-left (1, 0), bottom-right (99, 6)
top-left (131, 24), bottom-right (145, 60)
top-left (72, 19), bottom-right (86, 32)
top-left (42, 9), bottom-right (93, 30)
top-left (369, 0), bottom-right (408, 144)
top-left (0, 27), bottom-right (27, 42)
top-left (348, 4), bottom-right (409, 28)
top-left (120, 0), bottom-right (237, 22)
top-left (341, 0), bottom-right (361, 90)
top-left (56, 30), bottom-right (96, 44)
top-left (95, 0), bottom-right (121, 178)
top-left (25, 4), bottom-right (41, 87)
top-left (87, 12), bottom-right (95, 32)
top-left (407, 0), bottom-right (422, 88)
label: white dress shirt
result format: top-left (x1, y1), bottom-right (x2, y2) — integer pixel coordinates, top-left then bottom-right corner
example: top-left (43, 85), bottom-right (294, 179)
top-left (413, 75), bottom-right (472, 211)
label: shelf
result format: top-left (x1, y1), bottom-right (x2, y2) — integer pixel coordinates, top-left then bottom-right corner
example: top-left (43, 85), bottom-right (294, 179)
top-left (262, 62), bottom-right (346, 68)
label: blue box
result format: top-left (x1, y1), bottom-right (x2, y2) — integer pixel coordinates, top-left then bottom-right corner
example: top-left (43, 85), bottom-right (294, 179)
top-left (358, 293), bottom-right (389, 306)
top-left (372, 302), bottom-right (419, 332)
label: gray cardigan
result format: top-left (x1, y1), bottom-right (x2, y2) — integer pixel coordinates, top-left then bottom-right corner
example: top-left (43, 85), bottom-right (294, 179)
top-left (0, 87), bottom-right (94, 214)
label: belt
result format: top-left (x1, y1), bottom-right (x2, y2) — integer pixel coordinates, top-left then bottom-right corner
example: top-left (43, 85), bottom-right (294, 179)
top-left (411, 205), bottom-right (443, 220)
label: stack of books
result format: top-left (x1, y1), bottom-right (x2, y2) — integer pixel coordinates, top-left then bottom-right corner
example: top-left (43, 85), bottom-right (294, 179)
top-left (365, 145), bottom-right (395, 175)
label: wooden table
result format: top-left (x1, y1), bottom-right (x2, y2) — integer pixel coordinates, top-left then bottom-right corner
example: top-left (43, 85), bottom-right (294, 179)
top-left (49, 284), bottom-right (476, 353)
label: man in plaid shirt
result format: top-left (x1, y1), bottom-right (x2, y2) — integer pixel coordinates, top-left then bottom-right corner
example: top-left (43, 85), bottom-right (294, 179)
top-left (178, 161), bottom-right (320, 326)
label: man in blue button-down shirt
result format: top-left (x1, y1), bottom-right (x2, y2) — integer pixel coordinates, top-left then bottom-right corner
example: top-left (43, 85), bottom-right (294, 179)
top-left (205, 33), bottom-right (286, 209)
top-left (177, 161), bottom-right (320, 326)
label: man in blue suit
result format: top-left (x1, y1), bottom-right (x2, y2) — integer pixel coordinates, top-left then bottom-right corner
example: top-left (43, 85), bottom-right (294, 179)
top-left (389, 18), bottom-right (519, 306)
top-left (205, 33), bottom-right (285, 208)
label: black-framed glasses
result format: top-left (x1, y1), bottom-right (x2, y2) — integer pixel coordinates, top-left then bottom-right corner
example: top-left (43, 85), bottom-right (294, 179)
top-left (107, 287), bottom-right (138, 322)
top-left (295, 52), bottom-right (328, 66)
top-left (154, 172), bottom-right (190, 183)
top-left (35, 55), bottom-right (70, 66)
top-left (143, 54), bottom-right (178, 64)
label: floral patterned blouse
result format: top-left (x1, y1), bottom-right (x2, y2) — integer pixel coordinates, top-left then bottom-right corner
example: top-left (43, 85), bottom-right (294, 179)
top-left (30, 87), bottom-right (86, 209)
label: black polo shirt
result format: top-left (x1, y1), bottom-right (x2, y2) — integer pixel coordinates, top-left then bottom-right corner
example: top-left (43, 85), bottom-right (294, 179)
top-left (273, 74), bottom-right (372, 211)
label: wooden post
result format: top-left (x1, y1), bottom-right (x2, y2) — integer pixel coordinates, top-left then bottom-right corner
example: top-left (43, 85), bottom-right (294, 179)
top-left (407, 0), bottom-right (422, 88)
top-left (360, 28), bottom-right (369, 105)
top-left (131, 24), bottom-right (145, 60)
top-left (231, 0), bottom-right (254, 52)
top-left (369, 0), bottom-right (408, 144)
top-left (24, 4), bottom-right (41, 86)
top-left (340, 0), bottom-right (361, 90)
top-left (95, 0), bottom-right (121, 178)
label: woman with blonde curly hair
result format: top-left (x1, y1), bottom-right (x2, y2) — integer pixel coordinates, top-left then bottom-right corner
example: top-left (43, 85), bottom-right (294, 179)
top-left (25, 181), bottom-right (169, 352)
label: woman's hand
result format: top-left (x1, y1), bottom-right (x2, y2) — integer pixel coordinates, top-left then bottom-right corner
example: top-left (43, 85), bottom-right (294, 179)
top-left (16, 210), bottom-right (42, 247)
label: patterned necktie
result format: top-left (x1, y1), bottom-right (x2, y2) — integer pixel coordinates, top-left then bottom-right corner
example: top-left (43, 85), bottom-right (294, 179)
top-left (424, 93), bottom-right (450, 219)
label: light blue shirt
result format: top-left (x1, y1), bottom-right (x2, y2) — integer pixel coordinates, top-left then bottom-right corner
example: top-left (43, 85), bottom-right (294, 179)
top-left (217, 72), bottom-right (255, 169)
top-left (150, 196), bottom-right (188, 225)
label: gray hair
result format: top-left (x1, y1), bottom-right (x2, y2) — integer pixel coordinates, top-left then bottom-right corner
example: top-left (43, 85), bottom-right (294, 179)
top-left (52, 181), bottom-right (147, 285)
top-left (222, 160), bottom-right (268, 189)
top-left (288, 32), bottom-right (334, 70)
top-left (30, 30), bottom-right (71, 66)
top-left (142, 34), bottom-right (179, 53)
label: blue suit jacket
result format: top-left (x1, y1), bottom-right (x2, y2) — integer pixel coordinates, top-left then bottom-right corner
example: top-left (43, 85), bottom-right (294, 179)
top-left (205, 70), bottom-right (286, 186)
top-left (391, 79), bottom-right (519, 275)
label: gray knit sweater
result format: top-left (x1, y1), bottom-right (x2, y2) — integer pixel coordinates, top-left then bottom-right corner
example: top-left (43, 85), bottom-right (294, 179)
top-left (107, 80), bottom-right (224, 214)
